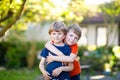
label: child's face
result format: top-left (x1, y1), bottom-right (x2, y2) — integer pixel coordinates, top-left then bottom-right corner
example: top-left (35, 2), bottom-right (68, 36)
top-left (65, 30), bottom-right (79, 45)
top-left (50, 31), bottom-right (65, 44)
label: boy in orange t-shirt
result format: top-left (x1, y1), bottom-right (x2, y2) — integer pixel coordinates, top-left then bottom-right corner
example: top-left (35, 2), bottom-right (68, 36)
top-left (45, 24), bottom-right (82, 80)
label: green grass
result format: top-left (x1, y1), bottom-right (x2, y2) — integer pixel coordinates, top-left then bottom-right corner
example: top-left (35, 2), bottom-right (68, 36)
top-left (0, 67), bottom-right (41, 80)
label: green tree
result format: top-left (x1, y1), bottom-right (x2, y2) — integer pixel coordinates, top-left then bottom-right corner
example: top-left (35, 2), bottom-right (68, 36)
top-left (0, 0), bottom-right (26, 37)
top-left (22, 0), bottom-right (87, 24)
top-left (0, 0), bottom-right (88, 37)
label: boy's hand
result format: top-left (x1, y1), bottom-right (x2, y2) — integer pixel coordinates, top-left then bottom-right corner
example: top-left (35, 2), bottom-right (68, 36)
top-left (52, 67), bottom-right (63, 76)
top-left (43, 71), bottom-right (51, 80)
top-left (46, 56), bottom-right (53, 64)
top-left (62, 62), bottom-right (68, 66)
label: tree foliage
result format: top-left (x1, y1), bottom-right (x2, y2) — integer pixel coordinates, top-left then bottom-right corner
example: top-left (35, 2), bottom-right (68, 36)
top-left (0, 0), bottom-right (88, 37)
top-left (0, 0), bottom-right (26, 37)
top-left (22, 0), bottom-right (87, 23)
top-left (100, 0), bottom-right (120, 20)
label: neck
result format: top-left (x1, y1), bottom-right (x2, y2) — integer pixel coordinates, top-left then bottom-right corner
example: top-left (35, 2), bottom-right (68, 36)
top-left (54, 42), bottom-right (64, 46)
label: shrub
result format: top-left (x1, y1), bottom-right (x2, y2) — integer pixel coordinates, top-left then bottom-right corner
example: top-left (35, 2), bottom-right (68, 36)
top-left (0, 40), bottom-right (46, 69)
top-left (0, 42), bottom-right (10, 66)
top-left (5, 42), bottom-right (28, 68)
top-left (79, 46), bottom-right (115, 71)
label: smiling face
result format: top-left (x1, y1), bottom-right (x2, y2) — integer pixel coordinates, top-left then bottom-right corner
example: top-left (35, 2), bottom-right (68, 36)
top-left (50, 30), bottom-right (65, 45)
top-left (65, 30), bottom-right (79, 45)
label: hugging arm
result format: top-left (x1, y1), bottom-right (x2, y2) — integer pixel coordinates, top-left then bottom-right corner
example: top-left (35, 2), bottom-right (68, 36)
top-left (45, 41), bottom-right (77, 63)
top-left (52, 62), bottom-right (73, 76)
top-left (45, 41), bottom-right (64, 56)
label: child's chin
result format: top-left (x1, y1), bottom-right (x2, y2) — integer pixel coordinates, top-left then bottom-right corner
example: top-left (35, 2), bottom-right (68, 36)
top-left (68, 43), bottom-right (73, 45)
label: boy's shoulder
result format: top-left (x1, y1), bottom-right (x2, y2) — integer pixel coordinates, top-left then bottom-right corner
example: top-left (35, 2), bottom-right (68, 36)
top-left (70, 44), bottom-right (78, 54)
top-left (41, 48), bottom-right (50, 52)
top-left (70, 44), bottom-right (78, 48)
top-left (64, 43), bottom-right (71, 47)
top-left (62, 43), bottom-right (71, 50)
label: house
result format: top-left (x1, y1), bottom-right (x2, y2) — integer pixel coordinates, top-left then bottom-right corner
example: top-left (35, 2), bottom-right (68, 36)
top-left (79, 13), bottom-right (120, 46)
top-left (25, 14), bottom-right (120, 47)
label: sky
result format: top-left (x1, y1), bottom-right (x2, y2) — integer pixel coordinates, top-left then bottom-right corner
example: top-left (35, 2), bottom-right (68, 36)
top-left (85, 0), bottom-right (112, 5)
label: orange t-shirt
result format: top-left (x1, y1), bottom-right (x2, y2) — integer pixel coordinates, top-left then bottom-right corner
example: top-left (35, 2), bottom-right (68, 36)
top-left (69, 44), bottom-right (81, 76)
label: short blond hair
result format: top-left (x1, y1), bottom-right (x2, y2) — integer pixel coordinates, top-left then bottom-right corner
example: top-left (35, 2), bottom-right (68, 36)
top-left (49, 21), bottom-right (67, 34)
top-left (68, 24), bottom-right (82, 39)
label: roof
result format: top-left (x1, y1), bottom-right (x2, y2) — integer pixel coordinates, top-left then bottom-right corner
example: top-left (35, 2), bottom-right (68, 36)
top-left (81, 13), bottom-right (120, 24)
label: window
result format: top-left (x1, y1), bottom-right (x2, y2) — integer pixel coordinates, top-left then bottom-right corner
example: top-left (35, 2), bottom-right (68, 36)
top-left (97, 27), bottom-right (107, 46)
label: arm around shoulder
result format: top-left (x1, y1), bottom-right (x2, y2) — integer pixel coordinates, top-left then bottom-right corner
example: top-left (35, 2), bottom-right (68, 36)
top-left (45, 41), bottom-right (64, 56)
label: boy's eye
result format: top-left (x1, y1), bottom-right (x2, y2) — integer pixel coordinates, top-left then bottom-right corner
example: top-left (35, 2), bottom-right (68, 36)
top-left (70, 34), bottom-right (78, 40)
top-left (58, 33), bottom-right (62, 35)
top-left (70, 34), bottom-right (73, 37)
top-left (75, 37), bottom-right (79, 40)
top-left (52, 32), bottom-right (56, 35)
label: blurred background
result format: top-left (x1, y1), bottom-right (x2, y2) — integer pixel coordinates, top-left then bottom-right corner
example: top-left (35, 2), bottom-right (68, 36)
top-left (0, 0), bottom-right (120, 80)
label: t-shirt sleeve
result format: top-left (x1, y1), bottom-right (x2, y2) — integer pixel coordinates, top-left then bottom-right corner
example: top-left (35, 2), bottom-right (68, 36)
top-left (40, 48), bottom-right (48, 58)
top-left (71, 44), bottom-right (78, 54)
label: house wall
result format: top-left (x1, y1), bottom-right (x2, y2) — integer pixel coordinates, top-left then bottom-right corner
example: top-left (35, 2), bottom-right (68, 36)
top-left (25, 23), bottom-right (50, 42)
top-left (84, 23), bottom-right (119, 46)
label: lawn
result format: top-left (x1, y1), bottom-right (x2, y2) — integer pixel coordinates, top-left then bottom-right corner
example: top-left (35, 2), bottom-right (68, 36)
top-left (0, 67), bottom-right (117, 80)
top-left (0, 67), bottom-right (41, 80)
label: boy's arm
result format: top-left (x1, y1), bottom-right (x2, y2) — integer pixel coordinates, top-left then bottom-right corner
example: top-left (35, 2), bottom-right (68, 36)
top-left (62, 62), bottom-right (73, 71)
top-left (52, 62), bottom-right (73, 76)
top-left (47, 53), bottom-right (77, 63)
top-left (45, 41), bottom-right (77, 62)
top-left (45, 41), bottom-right (64, 56)
top-left (39, 57), bottom-right (51, 79)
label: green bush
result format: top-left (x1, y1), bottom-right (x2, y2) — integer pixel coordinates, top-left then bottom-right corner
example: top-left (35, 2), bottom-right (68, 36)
top-left (0, 40), bottom-right (46, 69)
top-left (0, 30), bottom-right (46, 68)
top-left (0, 42), bottom-right (10, 65)
top-left (2, 38), bottom-right (117, 71)
top-left (36, 41), bottom-right (45, 50)
top-left (5, 42), bottom-right (28, 68)
top-left (79, 46), bottom-right (115, 71)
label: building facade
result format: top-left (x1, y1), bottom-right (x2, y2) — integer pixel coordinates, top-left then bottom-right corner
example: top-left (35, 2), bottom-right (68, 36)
top-left (79, 14), bottom-right (120, 46)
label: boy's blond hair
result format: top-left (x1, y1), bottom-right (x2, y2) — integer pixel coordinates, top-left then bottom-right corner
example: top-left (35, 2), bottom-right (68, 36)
top-left (68, 24), bottom-right (82, 39)
top-left (49, 21), bottom-right (67, 35)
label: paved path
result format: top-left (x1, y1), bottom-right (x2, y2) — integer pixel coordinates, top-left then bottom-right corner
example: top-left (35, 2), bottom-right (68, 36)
top-left (82, 75), bottom-right (114, 80)
top-left (35, 75), bottom-right (44, 80)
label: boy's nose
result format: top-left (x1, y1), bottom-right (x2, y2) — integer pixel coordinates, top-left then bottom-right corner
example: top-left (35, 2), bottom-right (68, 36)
top-left (55, 34), bottom-right (59, 37)
top-left (71, 37), bottom-right (75, 40)
top-left (71, 37), bottom-right (75, 41)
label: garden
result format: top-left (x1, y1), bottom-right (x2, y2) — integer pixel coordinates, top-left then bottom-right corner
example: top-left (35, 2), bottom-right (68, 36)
top-left (0, 0), bottom-right (120, 80)
top-left (0, 38), bottom-right (120, 79)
